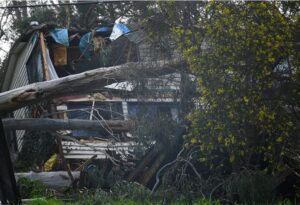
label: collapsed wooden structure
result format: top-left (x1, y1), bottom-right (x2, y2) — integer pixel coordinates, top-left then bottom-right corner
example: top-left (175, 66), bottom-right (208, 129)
top-left (0, 21), bottom-right (185, 203)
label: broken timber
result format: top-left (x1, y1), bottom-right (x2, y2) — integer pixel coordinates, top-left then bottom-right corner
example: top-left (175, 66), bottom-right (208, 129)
top-left (3, 118), bottom-right (134, 131)
top-left (0, 60), bottom-right (183, 114)
top-left (127, 126), bottom-right (185, 187)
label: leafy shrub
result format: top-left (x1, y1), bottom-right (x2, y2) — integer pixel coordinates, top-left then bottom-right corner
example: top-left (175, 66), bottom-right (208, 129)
top-left (17, 177), bottom-right (47, 198)
top-left (193, 200), bottom-right (221, 205)
top-left (226, 171), bottom-right (276, 204)
top-left (74, 180), bottom-right (151, 205)
top-left (16, 131), bottom-right (57, 171)
top-left (85, 189), bottom-right (113, 205)
top-left (26, 198), bottom-right (293, 205)
top-left (26, 199), bottom-right (63, 205)
top-left (276, 200), bottom-right (294, 205)
top-left (111, 180), bottom-right (151, 201)
top-left (105, 200), bottom-right (149, 205)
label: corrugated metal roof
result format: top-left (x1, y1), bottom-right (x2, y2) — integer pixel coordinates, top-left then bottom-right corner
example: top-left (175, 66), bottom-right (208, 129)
top-left (1, 32), bottom-right (38, 151)
top-left (1, 32), bottom-right (38, 91)
top-left (62, 140), bottom-right (136, 159)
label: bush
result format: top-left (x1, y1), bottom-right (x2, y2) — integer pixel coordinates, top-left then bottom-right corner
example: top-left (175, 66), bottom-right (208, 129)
top-left (74, 180), bottom-right (151, 205)
top-left (84, 189), bottom-right (113, 205)
top-left (16, 131), bottom-right (57, 171)
top-left (226, 171), bottom-right (276, 204)
top-left (17, 177), bottom-right (47, 198)
top-left (111, 180), bottom-right (151, 201)
top-left (26, 199), bottom-right (63, 205)
top-left (26, 198), bottom-right (293, 205)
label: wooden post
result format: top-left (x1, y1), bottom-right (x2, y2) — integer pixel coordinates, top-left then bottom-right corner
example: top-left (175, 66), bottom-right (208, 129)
top-left (40, 31), bottom-right (66, 184)
top-left (0, 118), bottom-right (21, 204)
top-left (89, 99), bottom-right (95, 120)
top-left (56, 134), bottom-right (74, 184)
top-left (39, 32), bottom-right (50, 81)
top-left (39, 31), bottom-right (59, 118)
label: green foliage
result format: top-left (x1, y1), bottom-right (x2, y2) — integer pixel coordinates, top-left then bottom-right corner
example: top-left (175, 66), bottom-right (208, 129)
top-left (72, 180), bottom-right (151, 205)
top-left (105, 200), bottom-right (149, 205)
top-left (15, 131), bottom-right (57, 171)
top-left (17, 177), bottom-right (47, 199)
top-left (26, 199), bottom-right (68, 205)
top-left (13, 9), bottom-right (58, 34)
top-left (193, 200), bottom-right (220, 205)
top-left (77, 189), bottom-right (112, 205)
top-left (10, 2), bottom-right (151, 36)
top-left (173, 1), bottom-right (300, 174)
top-left (111, 180), bottom-right (151, 202)
top-left (225, 171), bottom-right (276, 204)
top-left (26, 198), bottom-right (293, 205)
top-left (276, 200), bottom-right (294, 205)
top-left (26, 198), bottom-right (221, 205)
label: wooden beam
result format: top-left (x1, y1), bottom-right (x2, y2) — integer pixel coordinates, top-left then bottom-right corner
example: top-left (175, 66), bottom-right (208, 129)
top-left (2, 118), bottom-right (134, 131)
top-left (39, 32), bottom-right (50, 81)
top-left (0, 60), bottom-right (183, 114)
top-left (56, 134), bottom-right (74, 184)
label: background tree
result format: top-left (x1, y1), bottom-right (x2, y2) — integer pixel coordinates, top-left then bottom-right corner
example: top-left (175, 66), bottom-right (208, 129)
top-left (173, 1), bottom-right (299, 177)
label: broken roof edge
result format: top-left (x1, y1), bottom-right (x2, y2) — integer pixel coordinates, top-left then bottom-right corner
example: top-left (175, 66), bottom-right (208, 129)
top-left (0, 23), bottom-right (51, 92)
top-left (0, 23), bottom-right (99, 92)
top-left (1, 31), bottom-right (39, 92)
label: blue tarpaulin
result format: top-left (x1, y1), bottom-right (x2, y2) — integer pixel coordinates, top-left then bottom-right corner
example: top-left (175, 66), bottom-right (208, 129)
top-left (96, 26), bottom-right (110, 33)
top-left (49, 28), bottom-right (69, 47)
top-left (79, 32), bottom-right (93, 60)
top-left (109, 23), bottom-right (131, 41)
top-left (79, 23), bottom-right (132, 59)
top-left (26, 51), bottom-right (44, 83)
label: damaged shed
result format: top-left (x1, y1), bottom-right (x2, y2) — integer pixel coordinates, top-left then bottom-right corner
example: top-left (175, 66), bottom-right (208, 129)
top-left (1, 19), bottom-right (181, 166)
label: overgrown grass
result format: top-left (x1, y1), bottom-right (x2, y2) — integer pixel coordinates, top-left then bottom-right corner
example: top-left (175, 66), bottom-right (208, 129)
top-left (26, 199), bottom-right (220, 205)
top-left (236, 200), bottom-right (294, 205)
top-left (25, 199), bottom-right (63, 205)
top-left (26, 198), bottom-right (294, 205)
top-left (23, 179), bottom-right (295, 205)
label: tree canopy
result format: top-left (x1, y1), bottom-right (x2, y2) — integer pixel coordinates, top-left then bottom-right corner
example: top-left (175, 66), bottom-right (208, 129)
top-left (172, 1), bottom-right (300, 175)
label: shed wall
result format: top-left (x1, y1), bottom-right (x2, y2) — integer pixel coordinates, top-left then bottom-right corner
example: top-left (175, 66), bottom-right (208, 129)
top-left (8, 34), bottom-right (37, 151)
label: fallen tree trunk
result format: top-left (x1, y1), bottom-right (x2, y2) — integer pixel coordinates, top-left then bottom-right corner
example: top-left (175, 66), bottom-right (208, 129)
top-left (127, 126), bottom-right (185, 187)
top-left (126, 143), bottom-right (164, 181)
top-left (0, 60), bottom-right (183, 114)
top-left (15, 171), bottom-right (80, 189)
top-left (3, 118), bottom-right (134, 131)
